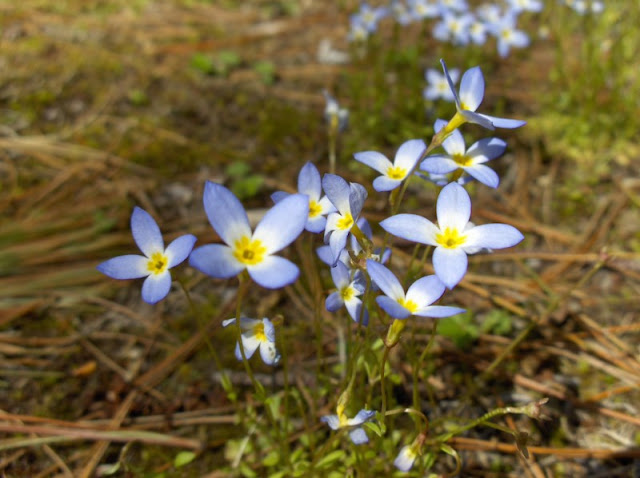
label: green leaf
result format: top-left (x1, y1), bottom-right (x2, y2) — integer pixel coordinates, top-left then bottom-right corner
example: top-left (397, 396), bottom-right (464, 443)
top-left (174, 451), bottom-right (196, 468)
top-left (316, 449), bottom-right (346, 468)
top-left (190, 53), bottom-right (215, 75)
top-left (481, 310), bottom-right (513, 336)
top-left (438, 312), bottom-right (479, 348)
top-left (263, 450), bottom-right (280, 467)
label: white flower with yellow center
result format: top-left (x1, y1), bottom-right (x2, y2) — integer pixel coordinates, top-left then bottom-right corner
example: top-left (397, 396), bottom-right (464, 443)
top-left (354, 139), bottom-right (426, 192)
top-left (366, 260), bottom-right (464, 320)
top-left (321, 408), bottom-right (376, 445)
top-left (97, 207), bottom-right (196, 304)
top-left (189, 182), bottom-right (308, 289)
top-left (380, 182), bottom-right (524, 288)
top-left (421, 118), bottom-right (507, 188)
top-left (222, 317), bottom-right (280, 366)
top-left (322, 174), bottom-right (367, 266)
top-left (440, 59), bottom-right (527, 130)
top-left (325, 261), bottom-right (368, 325)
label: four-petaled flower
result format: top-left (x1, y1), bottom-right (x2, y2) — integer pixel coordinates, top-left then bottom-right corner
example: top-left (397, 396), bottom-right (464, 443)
top-left (323, 174), bottom-right (367, 266)
top-left (421, 118), bottom-right (507, 188)
top-left (321, 409), bottom-right (376, 445)
top-left (366, 260), bottom-right (465, 319)
top-left (440, 59), bottom-right (526, 131)
top-left (189, 182), bottom-right (308, 289)
top-left (326, 261), bottom-right (369, 325)
top-left (97, 207), bottom-right (196, 304)
top-left (323, 91), bottom-right (349, 133)
top-left (380, 182), bottom-right (524, 288)
top-left (222, 317), bottom-right (280, 366)
top-left (272, 162), bottom-right (336, 233)
top-left (354, 139), bottom-right (426, 192)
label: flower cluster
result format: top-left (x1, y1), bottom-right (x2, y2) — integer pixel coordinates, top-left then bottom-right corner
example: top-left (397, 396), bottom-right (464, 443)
top-left (349, 1), bottom-right (604, 59)
top-left (97, 56), bottom-right (527, 474)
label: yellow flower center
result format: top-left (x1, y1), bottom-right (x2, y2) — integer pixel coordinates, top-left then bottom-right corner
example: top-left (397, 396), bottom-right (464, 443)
top-left (147, 252), bottom-right (168, 275)
top-left (398, 298), bottom-right (418, 313)
top-left (309, 200), bottom-right (322, 218)
top-left (386, 165), bottom-right (407, 180)
top-left (435, 227), bottom-right (467, 249)
top-left (340, 285), bottom-right (356, 302)
top-left (252, 321), bottom-right (267, 342)
top-left (233, 236), bottom-right (267, 265)
top-left (336, 213), bottom-right (354, 231)
top-left (452, 153), bottom-right (471, 167)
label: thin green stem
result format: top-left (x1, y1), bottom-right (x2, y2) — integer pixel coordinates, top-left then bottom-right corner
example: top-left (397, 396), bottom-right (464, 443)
top-left (234, 271), bottom-right (266, 399)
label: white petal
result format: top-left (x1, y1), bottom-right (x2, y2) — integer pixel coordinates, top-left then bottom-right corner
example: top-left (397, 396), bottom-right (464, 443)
top-left (436, 182), bottom-right (471, 231)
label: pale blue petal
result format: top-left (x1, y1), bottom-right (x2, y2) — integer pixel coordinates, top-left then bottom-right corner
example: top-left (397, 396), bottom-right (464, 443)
top-left (330, 261), bottom-right (350, 289)
top-left (394, 446), bottom-right (417, 472)
top-left (441, 128), bottom-right (466, 155)
top-left (373, 176), bottom-right (402, 192)
top-left (464, 164), bottom-right (500, 188)
top-left (440, 59), bottom-right (461, 107)
top-left (467, 137), bottom-right (507, 162)
top-left (318, 196), bottom-right (336, 215)
top-left (394, 139), bottom-right (426, 170)
top-left (346, 298), bottom-right (368, 325)
top-left (222, 318), bottom-right (236, 327)
top-left (270, 191), bottom-right (289, 203)
top-left (464, 224), bottom-right (523, 249)
top-left (247, 255), bottom-right (300, 289)
top-left (326, 291), bottom-right (344, 312)
top-left (354, 151), bottom-right (392, 174)
top-left (321, 415), bottom-right (340, 430)
top-left (262, 318), bottom-right (276, 342)
top-left (350, 409), bottom-right (376, 425)
top-left (253, 194), bottom-right (308, 254)
top-left (460, 109), bottom-right (495, 130)
top-left (458, 66), bottom-right (485, 111)
top-left (380, 214), bottom-right (439, 246)
top-left (298, 162), bottom-right (321, 200)
top-left (97, 255), bottom-right (148, 279)
top-left (165, 234), bottom-right (197, 268)
top-left (476, 113), bottom-right (526, 129)
top-left (433, 247), bottom-right (468, 289)
top-left (433, 118), bottom-right (448, 134)
top-left (316, 245), bottom-right (333, 266)
top-left (189, 244), bottom-right (244, 279)
top-left (322, 174), bottom-right (351, 214)
top-left (329, 228), bottom-right (350, 266)
top-left (259, 341), bottom-right (280, 365)
top-left (239, 334), bottom-right (260, 359)
top-left (306, 215), bottom-right (326, 233)
top-left (436, 182), bottom-right (471, 231)
top-left (131, 207), bottom-right (164, 257)
top-left (376, 296), bottom-right (411, 319)
top-left (414, 305), bottom-right (466, 318)
top-left (203, 181), bottom-right (251, 246)
top-left (405, 275), bottom-right (445, 307)
top-left (141, 271), bottom-right (172, 304)
top-left (348, 182), bottom-right (367, 218)
top-left (366, 259), bottom-right (405, 300)
top-left (420, 155), bottom-right (458, 174)
top-left (349, 428), bottom-right (369, 445)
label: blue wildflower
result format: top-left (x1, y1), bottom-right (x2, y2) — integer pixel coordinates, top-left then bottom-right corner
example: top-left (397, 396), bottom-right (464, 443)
top-left (189, 182), bottom-right (308, 289)
top-left (97, 207), bottom-right (196, 304)
top-left (380, 182), bottom-right (524, 288)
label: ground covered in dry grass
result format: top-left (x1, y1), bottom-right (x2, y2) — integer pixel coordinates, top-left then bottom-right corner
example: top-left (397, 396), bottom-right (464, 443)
top-left (1, 1), bottom-right (639, 477)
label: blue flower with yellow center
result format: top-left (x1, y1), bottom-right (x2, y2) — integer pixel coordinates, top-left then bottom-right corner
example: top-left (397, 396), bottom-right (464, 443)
top-left (189, 182), bottom-right (309, 289)
top-left (97, 207), bottom-right (196, 304)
